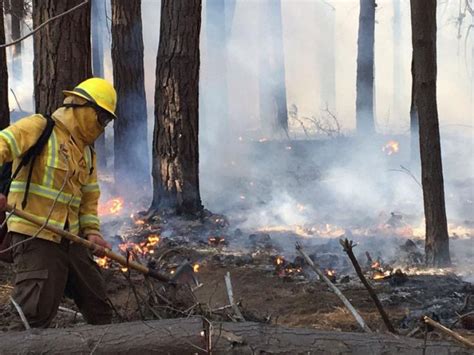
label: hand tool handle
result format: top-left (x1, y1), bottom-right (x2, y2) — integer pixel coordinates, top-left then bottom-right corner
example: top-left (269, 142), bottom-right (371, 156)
top-left (5, 204), bottom-right (171, 282)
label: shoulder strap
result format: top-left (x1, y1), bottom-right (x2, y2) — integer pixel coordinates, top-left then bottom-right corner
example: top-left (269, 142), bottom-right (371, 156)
top-left (13, 115), bottom-right (56, 209)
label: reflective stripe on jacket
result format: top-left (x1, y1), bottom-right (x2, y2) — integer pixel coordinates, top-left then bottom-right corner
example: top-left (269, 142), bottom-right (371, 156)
top-left (0, 113), bottom-right (101, 243)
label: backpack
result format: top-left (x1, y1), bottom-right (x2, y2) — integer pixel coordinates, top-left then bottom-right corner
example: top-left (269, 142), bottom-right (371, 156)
top-left (0, 115), bottom-right (55, 263)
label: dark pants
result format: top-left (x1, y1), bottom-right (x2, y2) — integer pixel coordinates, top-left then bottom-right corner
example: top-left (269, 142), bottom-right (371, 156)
top-left (11, 232), bottom-right (112, 328)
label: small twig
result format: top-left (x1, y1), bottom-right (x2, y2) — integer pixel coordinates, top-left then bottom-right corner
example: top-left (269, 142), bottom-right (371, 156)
top-left (423, 316), bottom-right (474, 349)
top-left (450, 311), bottom-right (474, 329)
top-left (0, 0), bottom-right (89, 49)
top-left (295, 242), bottom-right (372, 333)
top-left (407, 325), bottom-right (421, 337)
top-left (389, 165), bottom-right (422, 189)
top-left (224, 272), bottom-right (245, 321)
top-left (340, 238), bottom-right (398, 334)
top-left (10, 296), bottom-right (30, 330)
top-left (10, 89), bottom-right (24, 112)
top-left (58, 306), bottom-right (83, 318)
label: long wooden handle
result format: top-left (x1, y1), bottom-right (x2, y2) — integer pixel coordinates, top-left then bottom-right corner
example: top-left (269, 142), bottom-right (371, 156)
top-left (6, 204), bottom-right (171, 282)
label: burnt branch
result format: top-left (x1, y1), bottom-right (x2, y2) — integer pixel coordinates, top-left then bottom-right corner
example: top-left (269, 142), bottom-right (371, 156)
top-left (340, 238), bottom-right (398, 334)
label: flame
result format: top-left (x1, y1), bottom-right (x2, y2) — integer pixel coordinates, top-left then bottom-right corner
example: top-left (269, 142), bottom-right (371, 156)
top-left (276, 256), bottom-right (285, 265)
top-left (326, 269), bottom-right (336, 277)
top-left (371, 261), bottom-right (381, 269)
top-left (95, 256), bottom-right (110, 268)
top-left (382, 140), bottom-right (400, 155)
top-left (193, 263), bottom-right (200, 273)
top-left (118, 234), bottom-right (161, 257)
top-left (99, 197), bottom-right (124, 216)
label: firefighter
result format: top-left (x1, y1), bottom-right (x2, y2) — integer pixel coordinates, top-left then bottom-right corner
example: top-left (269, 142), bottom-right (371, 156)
top-left (0, 78), bottom-right (116, 328)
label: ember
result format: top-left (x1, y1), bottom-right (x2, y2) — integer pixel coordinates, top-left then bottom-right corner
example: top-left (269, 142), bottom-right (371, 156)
top-left (325, 269), bottom-right (337, 282)
top-left (382, 140), bottom-right (400, 155)
top-left (208, 236), bottom-right (227, 247)
top-left (193, 263), bottom-right (200, 273)
top-left (95, 256), bottom-right (110, 269)
top-left (99, 197), bottom-right (124, 216)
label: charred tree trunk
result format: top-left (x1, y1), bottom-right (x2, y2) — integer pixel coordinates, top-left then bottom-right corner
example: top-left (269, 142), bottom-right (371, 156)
top-left (0, 318), bottom-right (469, 354)
top-left (410, 0), bottom-right (451, 267)
top-left (150, 0), bottom-right (203, 215)
top-left (92, 0), bottom-right (107, 170)
top-left (111, 0), bottom-right (149, 190)
top-left (33, 0), bottom-right (92, 115)
top-left (258, 0), bottom-right (288, 137)
top-left (0, 0), bottom-right (10, 129)
top-left (409, 57), bottom-right (419, 165)
top-left (9, 0), bottom-right (22, 80)
top-left (356, 0), bottom-right (376, 135)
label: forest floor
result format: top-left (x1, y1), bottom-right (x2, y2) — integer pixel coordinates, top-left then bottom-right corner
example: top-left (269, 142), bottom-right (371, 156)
top-left (0, 209), bottom-right (473, 347)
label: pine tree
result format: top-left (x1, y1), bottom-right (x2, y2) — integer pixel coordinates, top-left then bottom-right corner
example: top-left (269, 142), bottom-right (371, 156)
top-left (150, 0), bottom-right (203, 215)
top-left (111, 0), bottom-right (149, 190)
top-left (33, 0), bottom-right (91, 114)
top-left (410, 0), bottom-right (451, 266)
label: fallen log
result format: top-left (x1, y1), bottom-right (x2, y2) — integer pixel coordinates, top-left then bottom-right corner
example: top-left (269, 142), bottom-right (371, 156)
top-left (0, 317), bottom-right (470, 354)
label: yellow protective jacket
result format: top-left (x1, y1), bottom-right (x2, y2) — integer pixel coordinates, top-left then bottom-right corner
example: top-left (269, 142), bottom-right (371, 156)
top-left (0, 99), bottom-right (103, 243)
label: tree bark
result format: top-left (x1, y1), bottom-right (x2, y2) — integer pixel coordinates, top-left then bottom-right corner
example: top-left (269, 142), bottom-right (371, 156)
top-left (33, 0), bottom-right (92, 115)
top-left (91, 0), bottom-right (107, 170)
top-left (9, 0), bottom-right (22, 80)
top-left (150, 0), bottom-right (203, 215)
top-left (409, 57), bottom-right (419, 165)
top-left (258, 0), bottom-right (288, 137)
top-left (356, 0), bottom-right (376, 135)
top-left (0, 318), bottom-right (470, 354)
top-left (111, 0), bottom-right (149, 190)
top-left (410, 0), bottom-right (451, 267)
top-left (0, 0), bottom-right (10, 129)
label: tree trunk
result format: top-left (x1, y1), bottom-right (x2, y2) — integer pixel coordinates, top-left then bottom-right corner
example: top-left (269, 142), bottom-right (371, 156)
top-left (33, 0), bottom-right (92, 115)
top-left (111, 0), bottom-right (149, 191)
top-left (150, 0), bottom-right (203, 215)
top-left (0, 0), bottom-right (10, 129)
top-left (91, 0), bottom-right (107, 170)
top-left (0, 318), bottom-right (470, 354)
top-left (409, 57), bottom-right (419, 165)
top-left (9, 0), bottom-right (22, 80)
top-left (203, 0), bottom-right (228, 146)
top-left (356, 0), bottom-right (376, 135)
top-left (258, 0), bottom-right (288, 137)
top-left (410, 0), bottom-right (451, 267)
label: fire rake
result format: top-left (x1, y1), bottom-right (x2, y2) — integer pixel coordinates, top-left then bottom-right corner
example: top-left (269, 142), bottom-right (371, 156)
top-left (5, 204), bottom-right (198, 286)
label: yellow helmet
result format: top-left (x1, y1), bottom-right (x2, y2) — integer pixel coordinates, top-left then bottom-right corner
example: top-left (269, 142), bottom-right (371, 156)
top-left (63, 78), bottom-right (117, 118)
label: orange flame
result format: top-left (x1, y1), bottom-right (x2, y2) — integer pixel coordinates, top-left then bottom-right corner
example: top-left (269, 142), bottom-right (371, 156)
top-left (276, 256), bottom-right (285, 266)
top-left (99, 197), bottom-right (124, 216)
top-left (193, 263), bottom-right (200, 273)
top-left (95, 256), bottom-right (110, 268)
top-left (382, 140), bottom-right (400, 155)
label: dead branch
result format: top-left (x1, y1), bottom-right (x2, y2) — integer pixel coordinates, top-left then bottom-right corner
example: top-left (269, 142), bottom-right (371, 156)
top-left (295, 242), bottom-right (372, 333)
top-left (340, 238), bottom-right (398, 334)
top-left (0, 0), bottom-right (89, 49)
top-left (0, 318), bottom-right (469, 354)
top-left (423, 316), bottom-right (474, 349)
top-left (10, 296), bottom-right (30, 330)
top-left (224, 272), bottom-right (245, 321)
